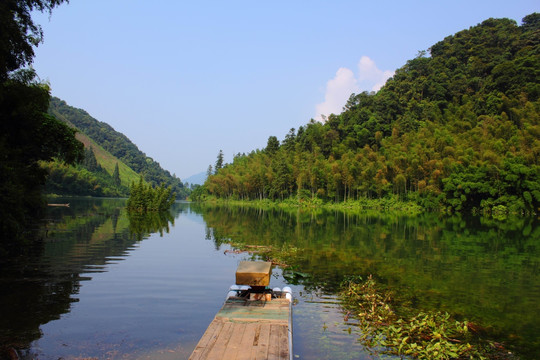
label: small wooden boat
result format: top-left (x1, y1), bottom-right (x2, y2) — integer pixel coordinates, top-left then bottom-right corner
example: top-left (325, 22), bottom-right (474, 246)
top-left (189, 261), bottom-right (293, 360)
top-left (47, 203), bottom-right (70, 207)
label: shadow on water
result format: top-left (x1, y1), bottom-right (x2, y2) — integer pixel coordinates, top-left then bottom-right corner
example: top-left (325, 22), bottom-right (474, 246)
top-left (190, 203), bottom-right (540, 359)
top-left (0, 198), bottom-right (185, 359)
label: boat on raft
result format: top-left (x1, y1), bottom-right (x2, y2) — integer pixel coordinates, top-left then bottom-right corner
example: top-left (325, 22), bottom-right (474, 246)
top-left (189, 261), bottom-right (293, 360)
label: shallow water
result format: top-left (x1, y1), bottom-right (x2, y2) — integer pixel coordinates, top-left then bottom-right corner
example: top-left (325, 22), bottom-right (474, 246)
top-left (0, 198), bottom-right (538, 359)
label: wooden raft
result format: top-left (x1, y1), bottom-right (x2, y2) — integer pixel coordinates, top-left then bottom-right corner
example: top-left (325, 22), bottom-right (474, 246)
top-left (189, 297), bottom-right (292, 360)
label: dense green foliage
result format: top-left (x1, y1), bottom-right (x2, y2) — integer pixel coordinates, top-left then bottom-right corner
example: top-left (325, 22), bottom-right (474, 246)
top-left (126, 177), bottom-right (176, 213)
top-left (0, 1), bottom-right (86, 243)
top-left (0, 0), bottom-right (67, 81)
top-left (42, 125), bottom-right (142, 196)
top-left (201, 15), bottom-right (540, 214)
top-left (41, 149), bottom-right (129, 197)
top-left (48, 97), bottom-right (190, 199)
top-left (195, 204), bottom-right (539, 358)
top-left (0, 71), bottom-right (83, 241)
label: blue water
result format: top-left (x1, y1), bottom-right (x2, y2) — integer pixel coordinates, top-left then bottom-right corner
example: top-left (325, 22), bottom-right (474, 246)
top-left (5, 199), bottom-right (362, 360)
top-left (3, 198), bottom-right (537, 359)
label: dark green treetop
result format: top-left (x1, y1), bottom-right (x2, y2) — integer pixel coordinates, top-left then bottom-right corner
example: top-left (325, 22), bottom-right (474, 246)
top-left (215, 150), bottom-right (224, 174)
top-left (112, 162), bottom-right (121, 186)
top-left (0, 0), bottom-right (67, 80)
top-left (201, 14), bottom-right (540, 214)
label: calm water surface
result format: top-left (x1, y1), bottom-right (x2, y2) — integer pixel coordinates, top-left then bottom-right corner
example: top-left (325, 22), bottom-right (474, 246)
top-left (0, 198), bottom-right (538, 359)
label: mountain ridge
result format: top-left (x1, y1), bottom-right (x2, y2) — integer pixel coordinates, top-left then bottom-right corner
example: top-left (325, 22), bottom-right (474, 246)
top-left (46, 97), bottom-right (189, 198)
top-left (184, 171), bottom-right (207, 186)
top-left (199, 14), bottom-right (540, 214)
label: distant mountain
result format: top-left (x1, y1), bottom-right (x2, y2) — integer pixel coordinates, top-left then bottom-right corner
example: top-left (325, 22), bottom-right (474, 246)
top-left (184, 172), bottom-right (207, 186)
top-left (48, 97), bottom-right (190, 199)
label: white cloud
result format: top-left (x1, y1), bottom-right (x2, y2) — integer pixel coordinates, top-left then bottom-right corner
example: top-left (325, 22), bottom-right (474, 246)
top-left (315, 67), bottom-right (359, 122)
top-left (315, 56), bottom-right (394, 121)
top-left (357, 56), bottom-right (394, 92)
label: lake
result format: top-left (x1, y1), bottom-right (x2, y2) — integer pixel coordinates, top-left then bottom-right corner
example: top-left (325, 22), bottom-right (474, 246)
top-left (0, 198), bottom-right (538, 359)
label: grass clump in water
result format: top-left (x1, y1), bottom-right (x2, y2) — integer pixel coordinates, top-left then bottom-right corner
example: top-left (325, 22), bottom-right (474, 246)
top-left (340, 275), bottom-right (514, 359)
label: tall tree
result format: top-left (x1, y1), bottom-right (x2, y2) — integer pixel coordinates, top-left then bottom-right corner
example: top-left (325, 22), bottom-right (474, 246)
top-left (83, 147), bottom-right (99, 171)
top-left (282, 128), bottom-right (296, 151)
top-left (265, 136), bottom-right (280, 154)
top-left (112, 162), bottom-right (121, 186)
top-left (0, 1), bottom-right (85, 244)
top-left (215, 150), bottom-right (224, 174)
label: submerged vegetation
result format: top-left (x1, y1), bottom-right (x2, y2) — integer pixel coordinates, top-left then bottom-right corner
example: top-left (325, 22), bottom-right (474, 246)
top-left (340, 276), bottom-right (509, 359)
top-left (198, 14), bottom-right (540, 215)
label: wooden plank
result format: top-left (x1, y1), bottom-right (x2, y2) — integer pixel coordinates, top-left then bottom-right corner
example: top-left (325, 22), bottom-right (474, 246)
top-left (267, 324), bottom-right (281, 360)
top-left (204, 321), bottom-right (234, 360)
top-left (189, 297), bottom-right (291, 360)
top-left (217, 299), bottom-right (289, 323)
top-left (235, 323), bottom-right (259, 360)
top-left (278, 324), bottom-right (290, 359)
top-left (220, 322), bottom-right (247, 360)
top-left (248, 324), bottom-right (262, 360)
top-left (189, 320), bottom-right (225, 360)
top-left (254, 323), bottom-right (271, 360)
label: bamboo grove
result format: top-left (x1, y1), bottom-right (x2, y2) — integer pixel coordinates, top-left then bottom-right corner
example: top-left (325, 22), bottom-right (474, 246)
top-left (198, 15), bottom-right (540, 214)
top-left (127, 177), bottom-right (176, 213)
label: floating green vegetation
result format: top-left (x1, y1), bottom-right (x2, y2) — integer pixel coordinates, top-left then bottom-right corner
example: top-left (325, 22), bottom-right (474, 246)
top-left (340, 276), bottom-right (513, 359)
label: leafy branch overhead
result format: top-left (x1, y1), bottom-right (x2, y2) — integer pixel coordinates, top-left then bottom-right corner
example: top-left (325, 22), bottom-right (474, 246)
top-left (0, 1), bottom-right (84, 242)
top-left (0, 0), bottom-right (68, 81)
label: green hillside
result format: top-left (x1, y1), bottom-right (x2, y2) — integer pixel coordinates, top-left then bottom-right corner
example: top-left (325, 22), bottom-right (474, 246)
top-left (48, 97), bottom-right (189, 199)
top-left (199, 14), bottom-right (540, 214)
top-left (42, 108), bottom-right (138, 197)
top-left (74, 131), bottom-right (140, 187)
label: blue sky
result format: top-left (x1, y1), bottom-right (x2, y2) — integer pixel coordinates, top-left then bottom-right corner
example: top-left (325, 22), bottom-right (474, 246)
top-left (32, 1), bottom-right (538, 180)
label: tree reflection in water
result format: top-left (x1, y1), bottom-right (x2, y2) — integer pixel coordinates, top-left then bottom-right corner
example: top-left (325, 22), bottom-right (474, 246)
top-left (128, 211), bottom-right (175, 241)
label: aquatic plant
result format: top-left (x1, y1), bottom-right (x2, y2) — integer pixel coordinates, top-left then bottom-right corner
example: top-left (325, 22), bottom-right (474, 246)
top-left (340, 275), bottom-right (512, 359)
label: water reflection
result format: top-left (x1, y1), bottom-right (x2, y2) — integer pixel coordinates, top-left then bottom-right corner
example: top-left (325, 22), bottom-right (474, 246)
top-left (0, 198), bottom-right (183, 358)
top-left (192, 204), bottom-right (540, 358)
top-left (0, 200), bottom-right (538, 359)
top-left (128, 210), bottom-right (176, 240)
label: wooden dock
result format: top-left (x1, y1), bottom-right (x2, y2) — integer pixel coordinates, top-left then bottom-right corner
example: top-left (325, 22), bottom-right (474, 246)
top-left (189, 296), bottom-right (292, 360)
top-left (189, 261), bottom-right (292, 360)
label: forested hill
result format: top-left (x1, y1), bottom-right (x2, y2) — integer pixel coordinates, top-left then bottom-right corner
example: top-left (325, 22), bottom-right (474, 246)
top-left (201, 14), bottom-right (540, 214)
top-left (49, 97), bottom-right (188, 198)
